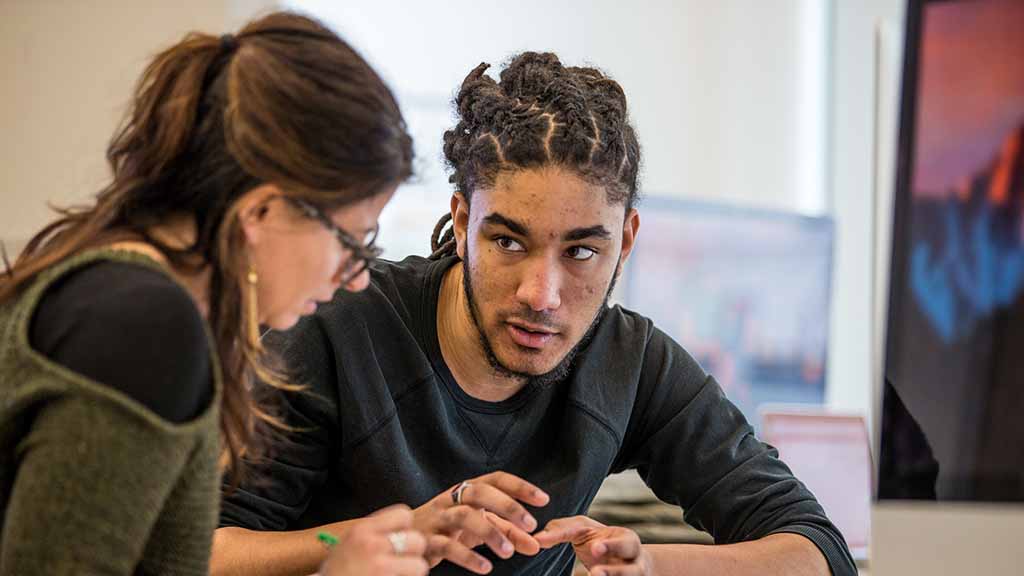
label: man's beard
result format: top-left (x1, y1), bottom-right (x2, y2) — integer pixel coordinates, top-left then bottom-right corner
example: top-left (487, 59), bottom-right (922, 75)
top-left (460, 256), bottom-right (621, 388)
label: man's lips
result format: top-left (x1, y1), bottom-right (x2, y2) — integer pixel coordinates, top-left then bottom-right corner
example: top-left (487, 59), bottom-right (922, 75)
top-left (505, 320), bottom-right (559, 349)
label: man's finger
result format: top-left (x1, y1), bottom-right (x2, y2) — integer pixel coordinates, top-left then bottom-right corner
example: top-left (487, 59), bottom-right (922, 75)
top-left (456, 481), bottom-right (538, 532)
top-left (440, 505), bottom-right (515, 559)
top-left (593, 532), bottom-right (641, 561)
top-left (533, 516), bottom-right (601, 548)
top-left (479, 471), bottom-right (550, 507)
top-left (427, 534), bottom-right (493, 574)
top-left (485, 511), bottom-right (541, 556)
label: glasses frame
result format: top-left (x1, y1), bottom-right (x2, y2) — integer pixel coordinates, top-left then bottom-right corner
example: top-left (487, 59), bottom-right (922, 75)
top-left (285, 197), bottom-right (383, 284)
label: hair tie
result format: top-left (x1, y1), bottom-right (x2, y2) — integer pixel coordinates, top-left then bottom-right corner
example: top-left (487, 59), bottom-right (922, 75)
top-left (219, 33), bottom-right (239, 55)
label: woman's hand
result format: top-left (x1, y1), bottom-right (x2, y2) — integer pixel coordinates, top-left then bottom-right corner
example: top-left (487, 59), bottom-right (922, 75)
top-left (319, 505), bottom-right (429, 576)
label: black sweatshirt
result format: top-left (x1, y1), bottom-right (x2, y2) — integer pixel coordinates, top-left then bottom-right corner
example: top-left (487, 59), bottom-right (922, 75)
top-left (220, 255), bottom-right (856, 576)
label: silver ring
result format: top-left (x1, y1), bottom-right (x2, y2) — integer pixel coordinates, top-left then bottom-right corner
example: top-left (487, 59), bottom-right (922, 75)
top-left (387, 531), bottom-right (407, 555)
top-left (451, 481), bottom-right (471, 505)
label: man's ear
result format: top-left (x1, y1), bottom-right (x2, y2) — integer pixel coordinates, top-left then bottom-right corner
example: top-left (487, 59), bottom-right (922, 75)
top-left (451, 192), bottom-right (470, 260)
top-left (618, 208), bottom-right (640, 267)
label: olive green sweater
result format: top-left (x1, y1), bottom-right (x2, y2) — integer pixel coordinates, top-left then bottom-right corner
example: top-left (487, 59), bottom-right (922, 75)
top-left (0, 249), bottom-right (222, 575)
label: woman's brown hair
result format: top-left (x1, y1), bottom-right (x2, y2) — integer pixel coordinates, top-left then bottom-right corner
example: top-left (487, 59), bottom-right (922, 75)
top-left (0, 11), bottom-right (413, 483)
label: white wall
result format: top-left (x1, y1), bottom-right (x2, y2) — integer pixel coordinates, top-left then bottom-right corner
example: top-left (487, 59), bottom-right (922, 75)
top-left (826, 0), bottom-right (905, 431)
top-left (0, 0), bottom-right (276, 255)
top-left (3, 0), bottom-right (867, 421)
top-left (287, 0), bottom-right (831, 259)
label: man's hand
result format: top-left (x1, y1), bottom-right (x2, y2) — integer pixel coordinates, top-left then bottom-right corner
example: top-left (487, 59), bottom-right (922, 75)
top-left (535, 516), bottom-right (652, 576)
top-left (412, 472), bottom-right (550, 573)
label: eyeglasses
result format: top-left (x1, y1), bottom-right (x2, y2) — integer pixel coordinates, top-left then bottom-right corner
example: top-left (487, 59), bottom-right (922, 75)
top-left (285, 197), bottom-right (383, 284)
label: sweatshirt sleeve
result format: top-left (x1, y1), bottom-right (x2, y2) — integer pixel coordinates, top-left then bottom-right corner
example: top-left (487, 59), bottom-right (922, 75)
top-left (613, 327), bottom-right (857, 576)
top-left (1, 388), bottom-right (201, 575)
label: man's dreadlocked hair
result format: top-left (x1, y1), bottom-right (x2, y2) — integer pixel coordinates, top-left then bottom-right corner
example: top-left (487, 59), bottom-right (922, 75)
top-left (430, 52), bottom-right (641, 259)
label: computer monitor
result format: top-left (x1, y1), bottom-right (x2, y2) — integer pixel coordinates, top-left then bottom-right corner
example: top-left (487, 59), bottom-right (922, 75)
top-left (874, 0), bottom-right (1024, 573)
top-left (621, 197), bottom-right (833, 430)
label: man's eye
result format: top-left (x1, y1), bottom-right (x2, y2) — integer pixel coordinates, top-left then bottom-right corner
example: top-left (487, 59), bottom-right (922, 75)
top-left (496, 237), bottom-right (525, 252)
top-left (566, 246), bottom-right (597, 261)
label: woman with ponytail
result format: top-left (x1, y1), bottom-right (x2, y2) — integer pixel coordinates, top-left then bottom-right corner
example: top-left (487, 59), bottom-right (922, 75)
top-left (0, 11), bottom-right (426, 576)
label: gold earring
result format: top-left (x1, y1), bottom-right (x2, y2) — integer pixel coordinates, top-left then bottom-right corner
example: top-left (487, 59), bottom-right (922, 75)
top-left (246, 265), bottom-right (260, 348)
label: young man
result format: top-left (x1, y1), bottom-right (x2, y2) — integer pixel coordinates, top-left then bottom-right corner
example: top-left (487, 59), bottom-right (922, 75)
top-left (213, 53), bottom-right (857, 576)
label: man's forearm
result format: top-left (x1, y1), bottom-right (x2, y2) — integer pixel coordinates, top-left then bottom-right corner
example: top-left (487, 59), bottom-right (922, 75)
top-left (211, 521), bottom-right (358, 576)
top-left (644, 533), bottom-right (830, 576)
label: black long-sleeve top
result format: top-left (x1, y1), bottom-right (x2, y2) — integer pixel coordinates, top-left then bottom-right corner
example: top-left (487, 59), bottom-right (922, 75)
top-left (220, 255), bottom-right (856, 576)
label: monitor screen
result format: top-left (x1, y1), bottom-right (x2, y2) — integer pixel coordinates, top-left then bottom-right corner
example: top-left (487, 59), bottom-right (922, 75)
top-left (881, 0), bottom-right (1024, 502)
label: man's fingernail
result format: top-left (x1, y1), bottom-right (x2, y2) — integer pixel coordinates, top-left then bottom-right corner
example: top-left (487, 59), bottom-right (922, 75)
top-left (523, 514), bottom-right (537, 530)
top-left (479, 560), bottom-right (492, 572)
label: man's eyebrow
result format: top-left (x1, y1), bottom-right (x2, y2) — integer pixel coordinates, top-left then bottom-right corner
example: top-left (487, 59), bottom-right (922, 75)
top-left (482, 213), bottom-right (529, 236)
top-left (482, 214), bottom-right (611, 242)
top-left (563, 225), bottom-right (612, 242)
